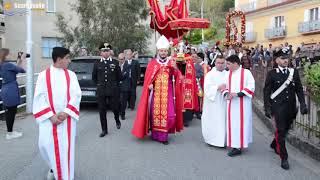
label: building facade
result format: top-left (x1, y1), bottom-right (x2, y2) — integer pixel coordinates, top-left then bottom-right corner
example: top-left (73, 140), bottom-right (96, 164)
top-left (1, 0), bottom-right (77, 73)
top-left (234, 0), bottom-right (320, 49)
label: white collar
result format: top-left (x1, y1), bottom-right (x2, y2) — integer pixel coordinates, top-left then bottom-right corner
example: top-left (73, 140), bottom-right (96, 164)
top-left (200, 61), bottom-right (205, 66)
top-left (156, 58), bottom-right (169, 65)
top-left (101, 57), bottom-right (112, 62)
top-left (278, 66), bottom-right (287, 72)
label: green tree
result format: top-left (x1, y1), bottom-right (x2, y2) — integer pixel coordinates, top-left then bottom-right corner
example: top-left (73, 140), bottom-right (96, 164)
top-left (188, 0), bottom-right (234, 43)
top-left (55, 0), bottom-right (151, 56)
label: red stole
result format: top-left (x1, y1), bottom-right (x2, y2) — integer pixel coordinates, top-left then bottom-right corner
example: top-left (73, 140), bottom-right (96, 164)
top-left (152, 66), bottom-right (170, 132)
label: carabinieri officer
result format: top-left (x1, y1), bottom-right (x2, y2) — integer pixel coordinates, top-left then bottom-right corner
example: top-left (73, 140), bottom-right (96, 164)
top-left (92, 43), bottom-right (122, 137)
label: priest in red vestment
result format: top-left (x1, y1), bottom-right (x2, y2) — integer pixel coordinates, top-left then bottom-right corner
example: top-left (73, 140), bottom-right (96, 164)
top-left (173, 46), bottom-right (199, 127)
top-left (131, 35), bottom-right (183, 145)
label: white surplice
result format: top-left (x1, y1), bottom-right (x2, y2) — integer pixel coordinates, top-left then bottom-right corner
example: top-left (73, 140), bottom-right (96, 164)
top-left (33, 66), bottom-right (81, 180)
top-left (201, 68), bottom-right (227, 147)
top-left (222, 67), bottom-right (255, 149)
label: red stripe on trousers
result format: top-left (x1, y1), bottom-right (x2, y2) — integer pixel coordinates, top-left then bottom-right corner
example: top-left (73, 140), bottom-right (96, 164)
top-left (227, 71), bottom-right (232, 147)
top-left (46, 68), bottom-right (62, 180)
top-left (34, 107), bottom-right (51, 119)
top-left (240, 68), bottom-right (244, 149)
top-left (64, 69), bottom-right (71, 180)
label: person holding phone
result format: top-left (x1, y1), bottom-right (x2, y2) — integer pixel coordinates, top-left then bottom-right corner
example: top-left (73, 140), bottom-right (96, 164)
top-left (0, 48), bottom-right (26, 140)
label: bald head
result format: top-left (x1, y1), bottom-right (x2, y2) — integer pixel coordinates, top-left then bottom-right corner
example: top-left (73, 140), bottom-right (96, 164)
top-left (118, 53), bottom-right (125, 65)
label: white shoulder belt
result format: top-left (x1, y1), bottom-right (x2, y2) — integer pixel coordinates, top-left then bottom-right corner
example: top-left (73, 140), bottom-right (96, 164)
top-left (270, 68), bottom-right (294, 100)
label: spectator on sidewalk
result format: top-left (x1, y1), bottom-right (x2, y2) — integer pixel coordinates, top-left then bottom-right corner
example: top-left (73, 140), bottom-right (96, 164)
top-left (0, 48), bottom-right (26, 140)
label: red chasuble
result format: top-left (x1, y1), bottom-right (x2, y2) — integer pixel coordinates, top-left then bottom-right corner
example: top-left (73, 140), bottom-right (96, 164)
top-left (132, 59), bottom-right (184, 139)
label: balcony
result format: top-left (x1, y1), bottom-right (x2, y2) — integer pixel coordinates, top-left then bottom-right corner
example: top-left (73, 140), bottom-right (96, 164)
top-left (264, 26), bottom-right (286, 39)
top-left (267, 0), bottom-right (286, 6)
top-left (298, 20), bottom-right (320, 34)
top-left (245, 32), bottom-right (257, 43)
top-left (235, 0), bottom-right (293, 14)
top-left (237, 2), bottom-right (257, 13)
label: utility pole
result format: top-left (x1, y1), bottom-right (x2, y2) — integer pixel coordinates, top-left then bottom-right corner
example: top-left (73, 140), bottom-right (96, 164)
top-left (26, 0), bottom-right (34, 113)
top-left (201, 0), bottom-right (204, 42)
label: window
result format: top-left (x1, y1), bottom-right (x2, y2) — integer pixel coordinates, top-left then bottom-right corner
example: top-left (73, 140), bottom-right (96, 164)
top-left (310, 8), bottom-right (319, 21)
top-left (274, 16), bottom-right (284, 28)
top-left (42, 37), bottom-right (62, 58)
top-left (46, 0), bottom-right (56, 13)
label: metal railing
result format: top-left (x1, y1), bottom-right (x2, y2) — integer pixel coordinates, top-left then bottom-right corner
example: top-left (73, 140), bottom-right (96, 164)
top-left (0, 73), bottom-right (39, 115)
top-left (267, 0), bottom-right (286, 6)
top-left (238, 1), bottom-right (257, 13)
top-left (245, 32), bottom-right (257, 42)
top-left (251, 66), bottom-right (320, 144)
top-left (235, 0), bottom-right (290, 13)
top-left (264, 26), bottom-right (286, 39)
top-left (298, 20), bottom-right (320, 34)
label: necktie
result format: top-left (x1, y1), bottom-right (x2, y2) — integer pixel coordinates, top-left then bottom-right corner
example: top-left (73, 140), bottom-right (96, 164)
top-left (283, 69), bottom-right (287, 74)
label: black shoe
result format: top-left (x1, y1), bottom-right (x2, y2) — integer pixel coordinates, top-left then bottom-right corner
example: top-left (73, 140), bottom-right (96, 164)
top-left (270, 143), bottom-right (279, 154)
top-left (99, 131), bottom-right (107, 137)
top-left (121, 115), bottom-right (126, 120)
top-left (281, 159), bottom-right (290, 170)
top-left (227, 148), bottom-right (242, 157)
top-left (196, 114), bottom-right (202, 120)
top-left (162, 141), bottom-right (169, 145)
top-left (116, 121), bottom-right (121, 129)
top-left (184, 123), bottom-right (189, 127)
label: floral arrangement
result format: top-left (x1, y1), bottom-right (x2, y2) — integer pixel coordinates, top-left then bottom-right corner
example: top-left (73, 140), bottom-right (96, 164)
top-left (224, 11), bottom-right (246, 47)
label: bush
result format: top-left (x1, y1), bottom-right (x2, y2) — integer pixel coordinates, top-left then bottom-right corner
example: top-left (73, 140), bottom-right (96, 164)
top-left (304, 61), bottom-right (320, 104)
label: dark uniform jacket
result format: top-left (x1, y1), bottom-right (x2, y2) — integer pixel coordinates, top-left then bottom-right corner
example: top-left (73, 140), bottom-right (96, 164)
top-left (263, 68), bottom-right (306, 126)
top-left (92, 58), bottom-right (121, 97)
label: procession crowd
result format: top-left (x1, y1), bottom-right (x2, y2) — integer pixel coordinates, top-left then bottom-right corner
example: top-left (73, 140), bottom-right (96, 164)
top-left (0, 35), bottom-right (310, 179)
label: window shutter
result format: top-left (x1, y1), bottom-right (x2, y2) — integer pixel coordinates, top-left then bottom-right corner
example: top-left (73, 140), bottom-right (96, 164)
top-left (282, 16), bottom-right (285, 27)
top-left (304, 9), bottom-right (309, 22)
top-left (270, 17), bottom-right (275, 28)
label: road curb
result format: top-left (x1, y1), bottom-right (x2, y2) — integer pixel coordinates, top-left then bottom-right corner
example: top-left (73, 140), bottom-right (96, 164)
top-left (253, 99), bottom-right (320, 161)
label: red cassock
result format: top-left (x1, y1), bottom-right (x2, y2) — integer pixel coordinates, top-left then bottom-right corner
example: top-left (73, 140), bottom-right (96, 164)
top-left (132, 59), bottom-right (184, 139)
top-left (182, 59), bottom-right (199, 112)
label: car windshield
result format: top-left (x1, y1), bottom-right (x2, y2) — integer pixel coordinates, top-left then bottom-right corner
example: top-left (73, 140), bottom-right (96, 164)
top-left (138, 57), bottom-right (150, 64)
top-left (69, 61), bottom-right (95, 74)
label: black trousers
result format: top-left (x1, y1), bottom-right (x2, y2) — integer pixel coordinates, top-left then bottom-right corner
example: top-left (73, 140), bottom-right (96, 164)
top-left (98, 95), bottom-right (120, 133)
top-left (128, 88), bottom-right (137, 109)
top-left (5, 106), bottom-right (17, 132)
top-left (183, 110), bottom-right (194, 126)
top-left (270, 116), bottom-right (293, 160)
top-left (120, 91), bottom-right (130, 116)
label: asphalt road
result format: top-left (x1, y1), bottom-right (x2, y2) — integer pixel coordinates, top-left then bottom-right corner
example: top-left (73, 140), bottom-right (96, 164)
top-left (0, 87), bottom-right (319, 180)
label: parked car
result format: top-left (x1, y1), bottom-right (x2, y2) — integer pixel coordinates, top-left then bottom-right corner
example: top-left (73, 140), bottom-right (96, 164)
top-left (68, 56), bottom-right (100, 103)
top-left (137, 55), bottom-right (153, 84)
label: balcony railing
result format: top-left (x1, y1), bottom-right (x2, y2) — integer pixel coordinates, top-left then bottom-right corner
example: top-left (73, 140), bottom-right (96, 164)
top-left (267, 0), bottom-right (286, 6)
top-left (245, 32), bottom-right (257, 42)
top-left (298, 20), bottom-right (320, 34)
top-left (264, 26), bottom-right (286, 39)
top-left (235, 0), bottom-right (291, 13)
top-left (237, 2), bottom-right (257, 13)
